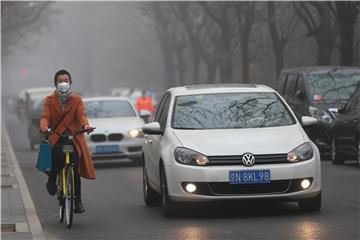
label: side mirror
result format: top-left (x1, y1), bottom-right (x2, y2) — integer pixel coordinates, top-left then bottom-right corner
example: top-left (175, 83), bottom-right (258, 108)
top-left (142, 122), bottom-right (163, 135)
top-left (295, 90), bottom-right (305, 100)
top-left (139, 109), bottom-right (151, 118)
top-left (301, 116), bottom-right (318, 127)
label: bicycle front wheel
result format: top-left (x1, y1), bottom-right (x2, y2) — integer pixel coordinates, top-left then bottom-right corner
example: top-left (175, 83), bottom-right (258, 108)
top-left (65, 167), bottom-right (74, 228)
top-left (57, 174), bottom-right (65, 223)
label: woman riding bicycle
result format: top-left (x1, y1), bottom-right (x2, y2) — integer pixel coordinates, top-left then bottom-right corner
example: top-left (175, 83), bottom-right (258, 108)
top-left (40, 69), bottom-right (95, 214)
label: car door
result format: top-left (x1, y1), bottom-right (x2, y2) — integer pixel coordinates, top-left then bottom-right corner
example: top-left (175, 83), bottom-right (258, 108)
top-left (335, 90), bottom-right (360, 155)
top-left (145, 93), bottom-right (171, 189)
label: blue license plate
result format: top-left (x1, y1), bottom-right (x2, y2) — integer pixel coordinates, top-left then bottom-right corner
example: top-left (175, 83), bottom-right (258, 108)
top-left (95, 145), bottom-right (120, 153)
top-left (229, 169), bottom-right (271, 184)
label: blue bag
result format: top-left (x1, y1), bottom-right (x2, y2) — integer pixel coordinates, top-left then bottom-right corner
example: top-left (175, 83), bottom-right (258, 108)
top-left (36, 140), bottom-right (52, 172)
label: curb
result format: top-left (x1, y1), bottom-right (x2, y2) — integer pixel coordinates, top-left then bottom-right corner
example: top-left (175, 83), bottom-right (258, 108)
top-left (2, 125), bottom-right (47, 240)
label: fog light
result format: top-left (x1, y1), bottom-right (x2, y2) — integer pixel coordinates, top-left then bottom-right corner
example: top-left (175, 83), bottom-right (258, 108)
top-left (185, 183), bottom-right (197, 193)
top-left (301, 179), bottom-right (311, 189)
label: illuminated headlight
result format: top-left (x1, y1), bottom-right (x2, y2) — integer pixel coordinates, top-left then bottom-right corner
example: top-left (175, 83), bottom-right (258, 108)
top-left (287, 142), bottom-right (314, 163)
top-left (174, 147), bottom-right (209, 166)
top-left (128, 129), bottom-right (144, 138)
top-left (309, 106), bottom-right (333, 123)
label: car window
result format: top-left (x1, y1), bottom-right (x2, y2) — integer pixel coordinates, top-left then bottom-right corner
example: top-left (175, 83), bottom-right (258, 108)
top-left (295, 75), bottom-right (305, 92)
top-left (154, 93), bottom-right (169, 122)
top-left (172, 92), bottom-right (295, 129)
top-left (159, 95), bottom-right (171, 131)
top-left (306, 71), bottom-right (360, 101)
top-left (278, 73), bottom-right (288, 94)
top-left (346, 87), bottom-right (360, 111)
top-left (285, 74), bottom-right (296, 96)
top-left (85, 100), bottom-right (136, 118)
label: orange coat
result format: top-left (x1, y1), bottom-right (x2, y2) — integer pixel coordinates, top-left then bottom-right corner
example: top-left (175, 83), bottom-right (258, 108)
top-left (40, 91), bottom-right (96, 179)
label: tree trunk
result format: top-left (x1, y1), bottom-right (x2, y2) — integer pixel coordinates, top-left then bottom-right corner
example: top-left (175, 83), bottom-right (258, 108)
top-left (335, 2), bottom-right (358, 66)
top-left (267, 2), bottom-right (285, 78)
top-left (340, 24), bottom-right (355, 66)
top-left (240, 38), bottom-right (250, 83)
top-left (206, 61), bottom-right (217, 84)
top-left (317, 38), bottom-right (332, 65)
top-left (192, 54), bottom-right (200, 84)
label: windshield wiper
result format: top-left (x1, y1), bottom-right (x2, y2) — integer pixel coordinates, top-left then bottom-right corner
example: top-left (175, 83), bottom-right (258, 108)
top-left (177, 100), bottom-right (198, 107)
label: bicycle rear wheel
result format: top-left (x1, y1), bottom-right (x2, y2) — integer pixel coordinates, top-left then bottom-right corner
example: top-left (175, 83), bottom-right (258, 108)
top-left (65, 167), bottom-right (74, 228)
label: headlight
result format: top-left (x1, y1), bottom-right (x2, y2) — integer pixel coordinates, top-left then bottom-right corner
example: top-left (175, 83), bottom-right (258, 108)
top-left (128, 129), bottom-right (144, 138)
top-left (308, 106), bottom-right (333, 123)
top-left (174, 147), bottom-right (209, 166)
top-left (287, 142), bottom-right (314, 163)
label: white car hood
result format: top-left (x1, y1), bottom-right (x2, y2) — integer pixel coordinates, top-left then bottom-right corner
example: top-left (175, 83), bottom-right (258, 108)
top-left (172, 125), bottom-right (305, 156)
top-left (88, 117), bottom-right (145, 134)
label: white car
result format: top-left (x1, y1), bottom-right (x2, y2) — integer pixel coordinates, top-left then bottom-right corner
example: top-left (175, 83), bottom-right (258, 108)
top-left (142, 84), bottom-right (321, 217)
top-left (84, 97), bottom-right (150, 165)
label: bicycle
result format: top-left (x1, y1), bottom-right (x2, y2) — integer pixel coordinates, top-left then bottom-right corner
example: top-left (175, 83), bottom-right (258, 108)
top-left (47, 127), bottom-right (95, 228)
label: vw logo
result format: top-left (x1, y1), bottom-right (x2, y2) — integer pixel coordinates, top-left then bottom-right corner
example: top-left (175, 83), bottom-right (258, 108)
top-left (242, 153), bottom-right (255, 166)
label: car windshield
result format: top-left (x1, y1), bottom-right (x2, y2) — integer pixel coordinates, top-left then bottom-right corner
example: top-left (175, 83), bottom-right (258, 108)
top-left (172, 92), bottom-right (295, 129)
top-left (307, 71), bottom-right (360, 101)
top-left (85, 100), bottom-right (136, 118)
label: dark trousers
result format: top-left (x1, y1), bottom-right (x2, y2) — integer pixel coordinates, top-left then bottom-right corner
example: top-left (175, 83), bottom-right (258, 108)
top-left (48, 138), bottom-right (81, 198)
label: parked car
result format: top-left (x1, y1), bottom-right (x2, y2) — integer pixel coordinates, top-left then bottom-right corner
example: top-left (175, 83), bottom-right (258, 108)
top-left (277, 66), bottom-right (360, 157)
top-left (23, 87), bottom-right (54, 149)
top-left (332, 84), bottom-right (360, 167)
top-left (142, 84), bottom-right (321, 217)
top-left (84, 97), bottom-right (150, 165)
top-left (27, 99), bottom-right (44, 150)
top-left (16, 89), bottom-right (27, 122)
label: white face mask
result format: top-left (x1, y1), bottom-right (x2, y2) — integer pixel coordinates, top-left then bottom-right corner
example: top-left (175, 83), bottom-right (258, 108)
top-left (57, 82), bottom-right (71, 94)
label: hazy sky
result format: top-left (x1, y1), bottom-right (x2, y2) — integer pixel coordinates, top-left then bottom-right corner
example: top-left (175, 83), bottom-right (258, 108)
top-left (2, 2), bottom-right (165, 97)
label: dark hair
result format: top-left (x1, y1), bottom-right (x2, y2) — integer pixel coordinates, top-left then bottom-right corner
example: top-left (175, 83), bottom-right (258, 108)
top-left (54, 69), bottom-right (72, 86)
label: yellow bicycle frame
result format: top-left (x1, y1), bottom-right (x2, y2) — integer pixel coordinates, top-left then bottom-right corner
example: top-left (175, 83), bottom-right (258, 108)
top-left (61, 152), bottom-right (74, 195)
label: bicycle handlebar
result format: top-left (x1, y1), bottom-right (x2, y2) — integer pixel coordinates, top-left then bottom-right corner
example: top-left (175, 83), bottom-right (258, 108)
top-left (46, 127), bottom-right (96, 139)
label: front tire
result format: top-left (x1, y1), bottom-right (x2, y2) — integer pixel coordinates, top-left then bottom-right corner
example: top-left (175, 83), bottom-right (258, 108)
top-left (298, 192), bottom-right (321, 212)
top-left (143, 160), bottom-right (160, 206)
top-left (160, 166), bottom-right (176, 217)
top-left (65, 168), bottom-right (74, 228)
top-left (57, 176), bottom-right (65, 223)
top-left (331, 136), bottom-right (344, 165)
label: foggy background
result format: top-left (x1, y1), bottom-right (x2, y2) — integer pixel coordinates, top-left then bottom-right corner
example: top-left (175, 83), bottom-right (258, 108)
top-left (2, 2), bottom-right (164, 98)
top-left (2, 2), bottom-right (360, 100)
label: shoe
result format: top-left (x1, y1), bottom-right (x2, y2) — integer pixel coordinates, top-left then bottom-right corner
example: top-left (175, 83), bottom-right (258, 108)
top-left (46, 181), bottom-right (56, 196)
top-left (74, 198), bottom-right (85, 214)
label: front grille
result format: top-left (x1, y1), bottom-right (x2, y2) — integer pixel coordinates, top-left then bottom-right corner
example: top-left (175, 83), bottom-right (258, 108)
top-left (208, 154), bottom-right (288, 166)
top-left (128, 146), bottom-right (142, 152)
top-left (108, 133), bottom-right (124, 141)
top-left (91, 134), bottom-right (106, 142)
top-left (209, 180), bottom-right (290, 195)
top-left (181, 178), bottom-right (312, 196)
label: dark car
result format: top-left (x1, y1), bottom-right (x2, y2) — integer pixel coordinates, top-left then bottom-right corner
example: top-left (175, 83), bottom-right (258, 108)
top-left (332, 84), bottom-right (360, 167)
top-left (277, 66), bottom-right (360, 157)
top-left (27, 98), bottom-right (44, 150)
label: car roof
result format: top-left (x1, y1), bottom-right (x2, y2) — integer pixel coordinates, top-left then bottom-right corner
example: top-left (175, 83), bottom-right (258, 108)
top-left (83, 96), bottom-right (132, 102)
top-left (25, 87), bottom-right (54, 94)
top-left (24, 87), bottom-right (54, 100)
top-left (167, 84), bottom-right (276, 96)
top-left (280, 66), bottom-right (360, 75)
